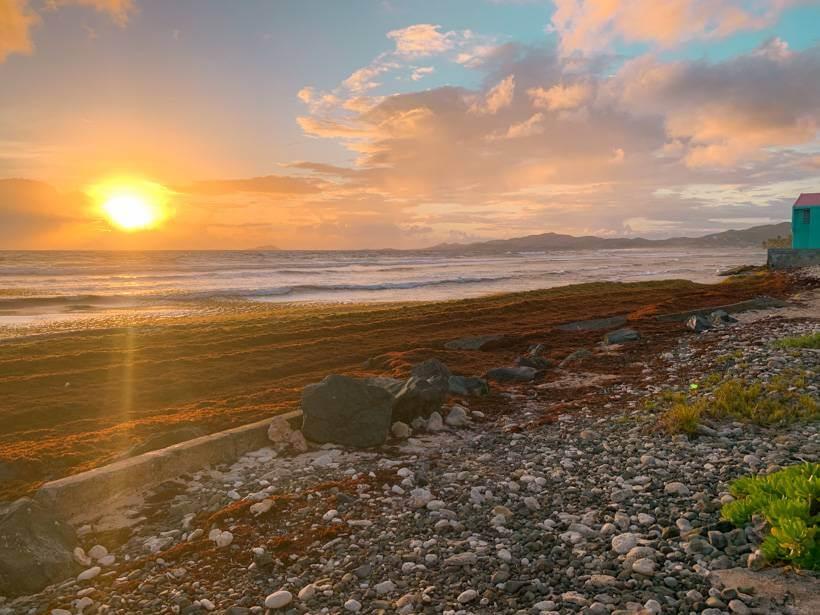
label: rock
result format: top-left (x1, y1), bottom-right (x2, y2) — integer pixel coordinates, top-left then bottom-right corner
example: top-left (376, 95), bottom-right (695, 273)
top-left (426, 411), bottom-right (444, 432)
top-left (443, 552), bottom-right (477, 566)
top-left (728, 599), bottom-right (750, 614)
top-left (686, 314), bottom-right (712, 333)
top-left (0, 497), bottom-right (78, 597)
top-left (344, 598), bottom-right (362, 612)
top-left (391, 421), bottom-right (411, 439)
top-left (444, 334), bottom-right (504, 350)
top-left (559, 348), bottom-right (593, 367)
top-left (411, 358), bottom-right (451, 393)
top-left (631, 558), bottom-right (656, 576)
top-left (267, 415), bottom-right (308, 455)
top-left (456, 589), bottom-right (477, 603)
top-left (301, 375), bottom-right (394, 448)
top-left (484, 366), bottom-right (538, 382)
top-left (603, 328), bottom-right (640, 344)
top-left (611, 533), bottom-right (639, 554)
top-left (87, 544), bottom-right (107, 561)
top-left (73, 547), bottom-right (91, 567)
top-left (447, 375), bottom-right (489, 396)
top-left (297, 584), bottom-right (316, 601)
top-left (372, 376), bottom-right (446, 424)
top-left (77, 566), bottom-right (101, 582)
top-left (515, 355), bottom-right (551, 369)
top-left (409, 488), bottom-right (434, 508)
top-left (211, 530), bottom-right (233, 548)
top-left (444, 405), bottom-right (469, 427)
top-left (664, 481), bottom-right (691, 496)
top-left (710, 309), bottom-right (738, 324)
top-left (250, 499), bottom-right (273, 516)
top-left (373, 580), bottom-right (396, 595)
top-left (264, 590), bottom-right (293, 609)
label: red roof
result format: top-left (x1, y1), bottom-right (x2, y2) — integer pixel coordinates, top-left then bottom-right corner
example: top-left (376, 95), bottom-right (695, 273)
top-left (794, 193), bottom-right (820, 207)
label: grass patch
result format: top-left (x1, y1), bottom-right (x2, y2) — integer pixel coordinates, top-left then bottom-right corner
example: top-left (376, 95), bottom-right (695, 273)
top-left (721, 463), bottom-right (819, 570)
top-left (775, 332), bottom-right (820, 350)
top-left (658, 374), bottom-right (819, 435)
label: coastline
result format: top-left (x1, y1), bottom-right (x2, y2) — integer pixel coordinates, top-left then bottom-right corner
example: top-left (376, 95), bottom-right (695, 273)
top-left (0, 272), bottom-right (802, 501)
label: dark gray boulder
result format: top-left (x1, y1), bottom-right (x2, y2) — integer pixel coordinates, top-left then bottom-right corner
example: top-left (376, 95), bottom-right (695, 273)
top-left (375, 376), bottom-right (446, 424)
top-left (516, 355), bottom-right (551, 370)
top-left (444, 334), bottom-right (504, 351)
top-left (448, 375), bottom-right (489, 397)
top-left (0, 497), bottom-right (78, 597)
top-left (686, 314), bottom-right (713, 333)
top-left (484, 366), bottom-right (538, 383)
top-left (301, 375), bottom-right (394, 448)
top-left (709, 309), bottom-right (738, 325)
top-left (411, 358), bottom-right (451, 394)
top-left (603, 328), bottom-right (641, 345)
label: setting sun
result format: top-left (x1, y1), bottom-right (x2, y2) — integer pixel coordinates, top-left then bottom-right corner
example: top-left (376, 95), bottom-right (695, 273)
top-left (88, 179), bottom-right (172, 232)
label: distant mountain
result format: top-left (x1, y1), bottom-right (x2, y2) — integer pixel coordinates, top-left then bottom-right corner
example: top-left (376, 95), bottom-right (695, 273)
top-left (427, 222), bottom-right (791, 253)
top-left (253, 244), bottom-right (281, 251)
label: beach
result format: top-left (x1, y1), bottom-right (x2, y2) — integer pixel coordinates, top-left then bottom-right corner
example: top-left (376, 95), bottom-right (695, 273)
top-left (0, 268), bottom-right (797, 501)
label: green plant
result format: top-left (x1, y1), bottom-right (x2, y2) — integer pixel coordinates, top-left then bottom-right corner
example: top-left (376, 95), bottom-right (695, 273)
top-left (721, 463), bottom-right (819, 570)
top-left (775, 332), bottom-right (820, 350)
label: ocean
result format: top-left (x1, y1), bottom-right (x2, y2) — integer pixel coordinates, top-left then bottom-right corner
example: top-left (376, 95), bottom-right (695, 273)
top-left (0, 248), bottom-right (766, 330)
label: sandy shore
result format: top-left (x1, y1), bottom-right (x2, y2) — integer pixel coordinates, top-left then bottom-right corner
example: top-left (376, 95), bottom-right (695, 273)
top-left (0, 273), bottom-right (802, 500)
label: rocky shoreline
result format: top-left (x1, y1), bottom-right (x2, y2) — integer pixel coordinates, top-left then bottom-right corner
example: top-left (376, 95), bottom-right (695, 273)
top-left (2, 273), bottom-right (819, 615)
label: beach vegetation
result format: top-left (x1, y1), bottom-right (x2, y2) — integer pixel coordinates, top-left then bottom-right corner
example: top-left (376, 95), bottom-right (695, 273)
top-left (721, 463), bottom-right (819, 570)
top-left (774, 332), bottom-right (820, 349)
top-left (658, 373), bottom-right (818, 434)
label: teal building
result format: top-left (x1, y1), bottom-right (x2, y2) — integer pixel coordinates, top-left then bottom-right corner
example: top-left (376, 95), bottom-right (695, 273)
top-left (793, 193), bottom-right (820, 249)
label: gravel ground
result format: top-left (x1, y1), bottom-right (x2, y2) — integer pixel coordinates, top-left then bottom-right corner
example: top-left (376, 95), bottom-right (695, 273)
top-left (4, 301), bottom-right (819, 615)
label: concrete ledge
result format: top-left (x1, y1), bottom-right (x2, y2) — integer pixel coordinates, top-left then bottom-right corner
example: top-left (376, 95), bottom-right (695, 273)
top-left (35, 412), bottom-right (300, 522)
top-left (768, 248), bottom-right (820, 269)
top-left (655, 295), bottom-right (789, 322)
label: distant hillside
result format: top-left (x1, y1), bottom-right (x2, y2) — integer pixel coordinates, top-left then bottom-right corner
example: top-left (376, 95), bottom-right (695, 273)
top-left (428, 222), bottom-right (791, 253)
top-left (253, 244), bottom-right (281, 251)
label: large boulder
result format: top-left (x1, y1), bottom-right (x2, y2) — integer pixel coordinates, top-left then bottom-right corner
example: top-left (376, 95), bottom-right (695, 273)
top-left (484, 366), bottom-right (538, 383)
top-left (0, 497), bottom-right (78, 597)
top-left (686, 315), bottom-right (712, 333)
top-left (411, 358), bottom-right (451, 394)
top-left (603, 328), bottom-right (641, 345)
top-left (369, 376), bottom-right (446, 424)
top-left (301, 375), bottom-right (394, 448)
top-left (448, 375), bottom-right (489, 397)
top-left (267, 415), bottom-right (308, 455)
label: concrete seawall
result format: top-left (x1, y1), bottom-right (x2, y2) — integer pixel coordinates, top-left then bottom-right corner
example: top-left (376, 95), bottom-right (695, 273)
top-left (768, 248), bottom-right (820, 269)
top-left (35, 412), bottom-right (300, 523)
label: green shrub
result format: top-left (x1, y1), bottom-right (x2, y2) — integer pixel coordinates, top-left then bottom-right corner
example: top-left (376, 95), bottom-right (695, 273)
top-left (721, 463), bottom-right (819, 570)
top-left (775, 332), bottom-right (820, 349)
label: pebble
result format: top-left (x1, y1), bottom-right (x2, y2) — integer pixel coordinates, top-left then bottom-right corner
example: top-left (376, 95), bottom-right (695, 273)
top-left (264, 590), bottom-right (292, 609)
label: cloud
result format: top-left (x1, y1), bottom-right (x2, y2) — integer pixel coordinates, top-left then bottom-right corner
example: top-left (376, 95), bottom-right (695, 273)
top-left (411, 66), bottom-right (435, 81)
top-left (469, 74), bottom-right (515, 115)
top-left (610, 40), bottom-right (820, 166)
top-left (528, 82), bottom-right (591, 111)
top-left (551, 0), bottom-right (805, 55)
top-left (386, 23), bottom-right (458, 57)
top-left (490, 112), bottom-right (545, 140)
top-left (0, 0), bottom-right (136, 63)
top-left (0, 0), bottom-right (39, 61)
top-left (184, 175), bottom-right (323, 195)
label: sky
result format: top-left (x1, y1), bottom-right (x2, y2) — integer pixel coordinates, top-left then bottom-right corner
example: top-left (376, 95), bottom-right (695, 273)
top-left (1, 0), bottom-right (819, 250)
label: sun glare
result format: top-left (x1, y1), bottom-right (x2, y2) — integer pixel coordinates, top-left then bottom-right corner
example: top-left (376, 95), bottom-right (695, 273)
top-left (89, 179), bottom-right (172, 232)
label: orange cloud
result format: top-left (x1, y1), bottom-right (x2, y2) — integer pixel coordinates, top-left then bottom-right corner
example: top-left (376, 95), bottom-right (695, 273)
top-left (386, 24), bottom-right (458, 57)
top-left (552, 0), bottom-right (804, 55)
top-left (469, 74), bottom-right (515, 115)
top-left (0, 0), bottom-right (39, 61)
top-left (529, 82), bottom-right (591, 111)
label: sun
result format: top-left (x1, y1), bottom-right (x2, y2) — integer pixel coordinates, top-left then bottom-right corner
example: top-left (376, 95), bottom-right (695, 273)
top-left (88, 178), bottom-right (172, 232)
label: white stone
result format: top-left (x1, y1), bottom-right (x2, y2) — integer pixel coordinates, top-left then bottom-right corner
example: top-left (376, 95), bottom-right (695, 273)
top-left (408, 488), bottom-right (434, 508)
top-left (87, 545), bottom-right (108, 560)
top-left (344, 598), bottom-right (362, 612)
top-left (250, 499), bottom-right (273, 516)
top-left (264, 590), bottom-right (293, 609)
top-left (73, 547), bottom-right (91, 567)
top-left (664, 481), bottom-right (690, 496)
top-left (631, 558), bottom-right (656, 576)
top-left (497, 548), bottom-right (512, 562)
top-left (322, 509), bottom-right (338, 522)
top-left (523, 496), bottom-right (540, 511)
top-left (374, 580), bottom-right (396, 595)
top-left (427, 411), bottom-right (444, 432)
top-left (644, 599), bottom-right (662, 614)
top-left (212, 530), bottom-right (233, 548)
top-left (74, 596), bottom-right (93, 613)
top-left (199, 598), bottom-right (215, 611)
top-left (98, 554), bottom-right (116, 566)
top-left (227, 490), bottom-right (241, 500)
top-left (297, 584), bottom-right (316, 601)
top-left (457, 589), bottom-right (477, 603)
top-left (637, 513), bottom-right (655, 525)
top-left (77, 566), bottom-right (101, 582)
top-left (268, 415), bottom-right (308, 453)
top-left (611, 533), bottom-right (639, 554)
top-left (445, 405), bottom-right (468, 427)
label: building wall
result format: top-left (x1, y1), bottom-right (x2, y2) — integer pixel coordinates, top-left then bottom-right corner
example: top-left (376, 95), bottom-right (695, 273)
top-left (792, 205), bottom-right (820, 248)
top-left (768, 248), bottom-right (820, 269)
